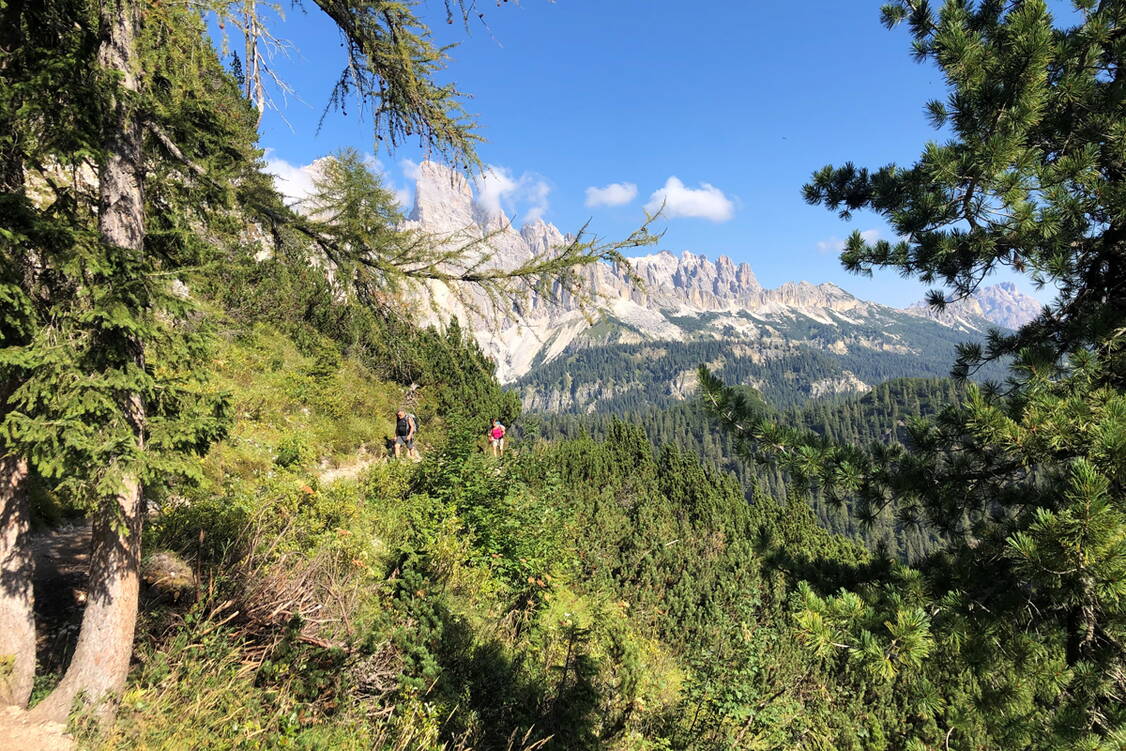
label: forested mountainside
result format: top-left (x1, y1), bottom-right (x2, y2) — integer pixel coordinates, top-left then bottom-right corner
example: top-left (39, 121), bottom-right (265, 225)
top-left (537, 377), bottom-right (962, 561)
top-left (3, 0), bottom-right (1125, 750)
top-left (515, 322), bottom-right (1005, 414)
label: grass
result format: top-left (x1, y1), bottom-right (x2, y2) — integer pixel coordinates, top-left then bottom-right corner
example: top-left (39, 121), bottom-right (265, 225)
top-left (198, 323), bottom-right (430, 489)
top-left (93, 323), bottom-right (682, 750)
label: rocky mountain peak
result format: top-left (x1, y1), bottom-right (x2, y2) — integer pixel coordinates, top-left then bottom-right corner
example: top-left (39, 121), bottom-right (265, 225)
top-left (409, 160), bottom-right (475, 232)
top-left (906, 282), bottom-right (1041, 330)
top-left (629, 250), bottom-right (762, 300)
top-left (520, 218), bottom-right (567, 256)
top-left (474, 202), bottom-right (513, 234)
top-left (971, 282), bottom-right (1041, 329)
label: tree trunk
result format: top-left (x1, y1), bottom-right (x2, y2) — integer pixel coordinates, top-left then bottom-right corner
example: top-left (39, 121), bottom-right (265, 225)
top-left (0, 0), bottom-right (38, 711)
top-left (29, 459), bottom-right (143, 722)
top-left (1065, 577), bottom-right (1099, 667)
top-left (29, 0), bottom-right (146, 723)
top-left (0, 454), bottom-right (34, 708)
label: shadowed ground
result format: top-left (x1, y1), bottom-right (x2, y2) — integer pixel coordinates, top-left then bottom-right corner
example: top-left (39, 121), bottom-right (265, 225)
top-left (0, 523), bottom-right (89, 750)
top-left (32, 522), bottom-right (90, 676)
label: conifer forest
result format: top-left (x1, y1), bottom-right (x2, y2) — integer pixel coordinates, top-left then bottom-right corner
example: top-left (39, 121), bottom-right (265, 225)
top-left (1, 1), bottom-right (1125, 749)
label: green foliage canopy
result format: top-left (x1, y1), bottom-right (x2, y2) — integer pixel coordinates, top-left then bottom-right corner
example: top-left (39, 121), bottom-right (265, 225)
top-left (703, 2), bottom-right (1126, 745)
top-left (804, 0), bottom-right (1126, 377)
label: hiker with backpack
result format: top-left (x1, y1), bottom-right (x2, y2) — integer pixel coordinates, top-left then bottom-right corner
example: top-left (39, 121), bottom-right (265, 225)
top-left (488, 418), bottom-right (506, 457)
top-left (394, 409), bottom-right (418, 460)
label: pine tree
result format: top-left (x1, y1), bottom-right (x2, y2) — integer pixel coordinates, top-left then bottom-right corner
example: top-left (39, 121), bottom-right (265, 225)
top-left (805, 0), bottom-right (1126, 376)
top-left (702, 1), bottom-right (1126, 745)
top-left (1, 1), bottom-right (249, 717)
top-left (1, 0), bottom-right (103, 707)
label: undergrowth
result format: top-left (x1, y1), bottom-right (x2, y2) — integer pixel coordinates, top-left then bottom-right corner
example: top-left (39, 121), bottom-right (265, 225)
top-left (92, 324), bottom-right (679, 750)
top-left (85, 321), bottom-right (893, 750)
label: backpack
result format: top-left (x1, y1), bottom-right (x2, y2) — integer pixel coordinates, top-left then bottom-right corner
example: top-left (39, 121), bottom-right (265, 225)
top-left (396, 413), bottom-right (418, 436)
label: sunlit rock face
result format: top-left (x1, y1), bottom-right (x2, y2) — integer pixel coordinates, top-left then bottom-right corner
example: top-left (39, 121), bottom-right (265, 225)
top-left (403, 161), bottom-right (1013, 399)
top-left (906, 281), bottom-right (1042, 331)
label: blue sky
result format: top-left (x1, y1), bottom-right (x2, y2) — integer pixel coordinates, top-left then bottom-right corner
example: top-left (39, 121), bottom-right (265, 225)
top-left (221, 0), bottom-right (1061, 308)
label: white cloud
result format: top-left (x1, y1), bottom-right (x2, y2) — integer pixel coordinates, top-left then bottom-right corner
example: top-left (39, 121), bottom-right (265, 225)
top-left (264, 150), bottom-right (414, 212)
top-left (400, 158), bottom-right (421, 181)
top-left (585, 182), bottom-right (638, 208)
top-left (393, 186), bottom-right (412, 211)
top-left (474, 166), bottom-right (519, 217)
top-left (817, 228), bottom-right (882, 254)
top-left (644, 177), bottom-right (735, 222)
top-left (472, 164), bottom-right (551, 224)
top-left (263, 152), bottom-right (319, 206)
top-left (522, 179), bottom-right (551, 223)
top-left (362, 153), bottom-right (385, 173)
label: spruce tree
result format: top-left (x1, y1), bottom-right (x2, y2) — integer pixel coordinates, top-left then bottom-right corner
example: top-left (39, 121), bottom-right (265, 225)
top-left (1, 0), bottom-right (102, 707)
top-left (0, 0), bottom-right (253, 717)
top-left (1, 0), bottom-right (654, 721)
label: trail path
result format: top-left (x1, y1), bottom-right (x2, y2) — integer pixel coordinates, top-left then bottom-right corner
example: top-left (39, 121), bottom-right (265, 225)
top-left (0, 524), bottom-right (90, 750)
top-left (314, 442), bottom-right (422, 486)
top-left (0, 706), bottom-right (74, 751)
top-left (317, 454), bottom-right (383, 486)
top-left (32, 522), bottom-right (91, 626)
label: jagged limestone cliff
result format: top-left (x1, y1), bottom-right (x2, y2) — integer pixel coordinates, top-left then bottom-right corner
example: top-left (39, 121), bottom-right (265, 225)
top-left (391, 162), bottom-right (1019, 412)
top-left (905, 281), bottom-right (1042, 331)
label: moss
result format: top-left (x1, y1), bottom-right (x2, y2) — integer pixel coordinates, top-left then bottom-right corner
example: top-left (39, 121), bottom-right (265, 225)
top-left (140, 551), bottom-right (197, 602)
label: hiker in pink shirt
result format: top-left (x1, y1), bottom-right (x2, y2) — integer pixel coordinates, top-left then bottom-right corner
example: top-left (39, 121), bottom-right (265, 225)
top-left (488, 419), bottom-right (506, 457)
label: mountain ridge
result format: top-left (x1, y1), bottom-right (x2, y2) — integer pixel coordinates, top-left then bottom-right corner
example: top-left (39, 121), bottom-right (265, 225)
top-left (400, 161), bottom-right (1022, 410)
top-left (905, 281), bottom-right (1043, 330)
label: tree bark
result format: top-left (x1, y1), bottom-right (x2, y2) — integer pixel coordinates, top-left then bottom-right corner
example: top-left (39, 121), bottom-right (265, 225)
top-left (0, 0), bottom-right (37, 711)
top-left (29, 457), bottom-right (144, 722)
top-left (29, 0), bottom-right (146, 723)
top-left (0, 454), bottom-right (34, 708)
